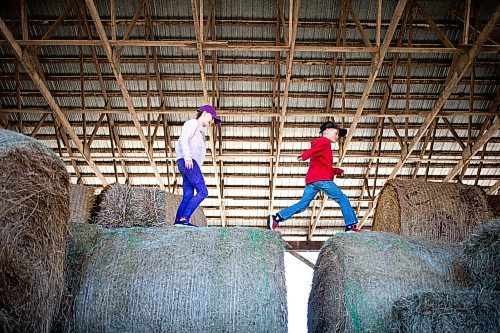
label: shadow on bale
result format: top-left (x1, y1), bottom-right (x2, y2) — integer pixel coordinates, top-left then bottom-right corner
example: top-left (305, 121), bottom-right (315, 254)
top-left (461, 218), bottom-right (500, 291)
top-left (388, 290), bottom-right (500, 333)
top-left (0, 129), bottom-right (70, 333)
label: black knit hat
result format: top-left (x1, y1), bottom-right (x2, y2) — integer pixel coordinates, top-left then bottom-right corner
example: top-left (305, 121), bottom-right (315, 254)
top-left (320, 121), bottom-right (347, 137)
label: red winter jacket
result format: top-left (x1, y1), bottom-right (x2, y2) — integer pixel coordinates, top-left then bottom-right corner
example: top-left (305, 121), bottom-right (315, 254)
top-left (300, 136), bottom-right (344, 184)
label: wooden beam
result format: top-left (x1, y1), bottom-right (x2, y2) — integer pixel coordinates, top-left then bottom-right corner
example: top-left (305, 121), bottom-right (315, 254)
top-left (287, 251), bottom-right (315, 269)
top-left (444, 117), bottom-right (500, 182)
top-left (416, 2), bottom-right (454, 48)
top-left (191, 0), bottom-right (224, 225)
top-left (0, 17), bottom-right (108, 185)
top-left (339, 0), bottom-right (409, 164)
top-left (388, 4), bottom-right (500, 180)
top-left (84, 0), bottom-right (164, 188)
top-left (269, 0), bottom-right (301, 213)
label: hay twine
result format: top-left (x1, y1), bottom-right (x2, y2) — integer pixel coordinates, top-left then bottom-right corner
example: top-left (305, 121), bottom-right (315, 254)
top-left (307, 231), bottom-right (469, 333)
top-left (94, 185), bottom-right (207, 227)
top-left (373, 179), bottom-right (493, 242)
top-left (0, 129), bottom-right (70, 333)
top-left (61, 225), bottom-right (287, 333)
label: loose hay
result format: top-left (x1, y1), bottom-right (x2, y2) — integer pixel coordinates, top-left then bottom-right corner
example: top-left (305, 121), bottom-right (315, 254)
top-left (307, 231), bottom-right (468, 333)
top-left (94, 185), bottom-right (207, 227)
top-left (373, 179), bottom-right (493, 242)
top-left (0, 129), bottom-right (70, 333)
top-left (69, 184), bottom-right (96, 224)
top-left (65, 226), bottom-right (287, 333)
top-left (388, 290), bottom-right (500, 333)
top-left (461, 218), bottom-right (500, 291)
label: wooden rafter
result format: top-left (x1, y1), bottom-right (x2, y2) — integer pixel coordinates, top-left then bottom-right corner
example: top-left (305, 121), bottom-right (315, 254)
top-left (0, 16), bottom-right (108, 185)
top-left (338, 0), bottom-right (409, 164)
top-left (388, 4), bottom-right (500, 180)
top-left (358, 4), bottom-right (500, 227)
top-left (84, 0), bottom-right (164, 188)
top-left (269, 0), bottom-right (301, 213)
top-left (190, 0), bottom-right (224, 226)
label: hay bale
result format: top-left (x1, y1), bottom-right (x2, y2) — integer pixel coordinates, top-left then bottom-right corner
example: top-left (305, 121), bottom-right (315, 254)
top-left (307, 232), bottom-right (468, 333)
top-left (0, 129), bottom-right (70, 333)
top-left (94, 185), bottom-right (207, 227)
top-left (373, 179), bottom-right (493, 242)
top-left (69, 184), bottom-right (96, 224)
top-left (52, 223), bottom-right (101, 333)
top-left (165, 191), bottom-right (207, 226)
top-left (487, 195), bottom-right (500, 218)
top-left (461, 218), bottom-right (500, 291)
top-left (66, 226), bottom-right (286, 332)
top-left (388, 290), bottom-right (500, 333)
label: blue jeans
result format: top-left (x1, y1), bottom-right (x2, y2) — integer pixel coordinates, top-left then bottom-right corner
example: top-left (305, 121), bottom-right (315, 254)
top-left (175, 159), bottom-right (208, 222)
top-left (277, 180), bottom-right (358, 226)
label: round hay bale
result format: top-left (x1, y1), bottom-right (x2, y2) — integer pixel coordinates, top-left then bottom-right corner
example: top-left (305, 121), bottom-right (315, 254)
top-left (487, 195), bottom-right (500, 218)
top-left (307, 232), bottom-right (468, 333)
top-left (373, 179), bottom-right (493, 242)
top-left (67, 226), bottom-right (286, 332)
top-left (52, 223), bottom-right (101, 333)
top-left (69, 184), bottom-right (96, 224)
top-left (94, 185), bottom-right (207, 227)
top-left (388, 290), bottom-right (500, 333)
top-left (0, 129), bottom-right (70, 333)
top-left (461, 218), bottom-right (500, 291)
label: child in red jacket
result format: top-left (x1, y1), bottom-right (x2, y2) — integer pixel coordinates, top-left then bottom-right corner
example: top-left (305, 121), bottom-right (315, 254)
top-left (267, 121), bottom-right (360, 232)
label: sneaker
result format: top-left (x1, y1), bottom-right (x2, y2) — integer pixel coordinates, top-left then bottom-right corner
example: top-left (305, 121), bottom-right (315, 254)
top-left (267, 215), bottom-right (279, 230)
top-left (345, 224), bottom-right (362, 233)
top-left (174, 218), bottom-right (198, 227)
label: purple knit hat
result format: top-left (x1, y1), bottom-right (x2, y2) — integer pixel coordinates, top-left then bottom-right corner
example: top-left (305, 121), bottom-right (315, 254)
top-left (198, 105), bottom-right (221, 124)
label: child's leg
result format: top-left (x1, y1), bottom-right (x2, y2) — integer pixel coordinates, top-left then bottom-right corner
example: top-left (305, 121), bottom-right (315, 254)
top-left (277, 184), bottom-right (319, 221)
top-left (315, 180), bottom-right (358, 226)
top-left (176, 161), bottom-right (208, 221)
top-left (175, 159), bottom-right (195, 221)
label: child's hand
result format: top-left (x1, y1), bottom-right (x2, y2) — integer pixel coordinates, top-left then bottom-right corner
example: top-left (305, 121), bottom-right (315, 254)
top-left (297, 156), bottom-right (304, 161)
top-left (185, 158), bottom-right (194, 169)
top-left (337, 170), bottom-right (344, 177)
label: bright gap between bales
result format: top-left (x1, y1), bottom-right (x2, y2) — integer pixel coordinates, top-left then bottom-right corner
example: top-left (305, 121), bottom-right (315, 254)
top-left (285, 252), bottom-right (319, 333)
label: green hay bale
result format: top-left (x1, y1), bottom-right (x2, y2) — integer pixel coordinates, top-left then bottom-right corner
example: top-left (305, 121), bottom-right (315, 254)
top-left (308, 231), bottom-right (468, 333)
top-left (461, 218), bottom-right (500, 291)
top-left (95, 185), bottom-right (207, 227)
top-left (65, 226), bottom-right (287, 332)
top-left (373, 179), bottom-right (493, 242)
top-left (52, 223), bottom-right (101, 333)
top-left (388, 290), bottom-right (500, 333)
top-left (0, 129), bottom-right (70, 333)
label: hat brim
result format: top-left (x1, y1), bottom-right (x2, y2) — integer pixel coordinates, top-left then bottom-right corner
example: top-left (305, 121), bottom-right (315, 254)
top-left (213, 116), bottom-right (221, 125)
top-left (339, 128), bottom-right (347, 137)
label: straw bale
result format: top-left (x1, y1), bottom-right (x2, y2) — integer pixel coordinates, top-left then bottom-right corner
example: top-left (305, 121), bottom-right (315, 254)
top-left (388, 290), bottom-right (500, 333)
top-left (487, 195), bottom-right (500, 218)
top-left (461, 218), bottom-right (500, 291)
top-left (94, 185), bottom-right (207, 227)
top-left (69, 184), bottom-right (96, 224)
top-left (0, 129), bottom-right (70, 333)
top-left (373, 179), bottom-right (493, 242)
top-left (307, 231), bottom-right (468, 333)
top-left (66, 226), bottom-right (286, 333)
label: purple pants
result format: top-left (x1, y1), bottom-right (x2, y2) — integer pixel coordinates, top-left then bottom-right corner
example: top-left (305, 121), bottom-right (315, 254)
top-left (175, 159), bottom-right (208, 222)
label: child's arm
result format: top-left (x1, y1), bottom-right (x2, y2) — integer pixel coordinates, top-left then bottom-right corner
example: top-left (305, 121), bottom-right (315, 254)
top-left (299, 139), bottom-right (329, 161)
top-left (178, 120), bottom-right (198, 161)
